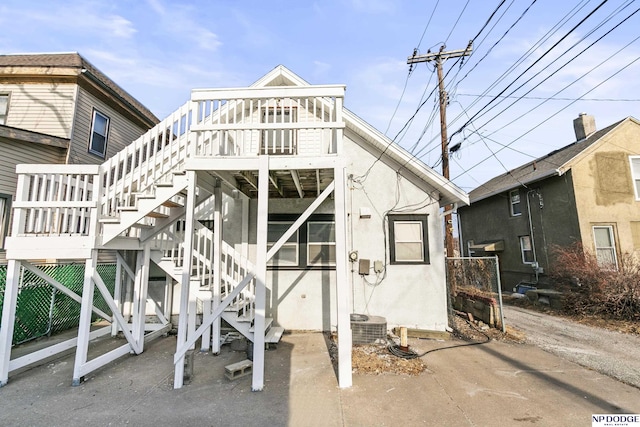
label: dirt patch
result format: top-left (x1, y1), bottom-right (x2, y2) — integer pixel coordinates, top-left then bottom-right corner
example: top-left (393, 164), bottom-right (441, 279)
top-left (326, 333), bottom-right (427, 375)
top-left (450, 314), bottom-right (525, 344)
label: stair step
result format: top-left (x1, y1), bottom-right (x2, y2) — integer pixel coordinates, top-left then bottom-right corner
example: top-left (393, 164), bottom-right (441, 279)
top-left (99, 217), bottom-right (120, 224)
top-left (155, 181), bottom-right (174, 187)
top-left (265, 326), bottom-right (285, 344)
top-left (224, 359), bottom-right (252, 381)
top-left (118, 205), bottom-right (139, 212)
top-left (146, 211), bottom-right (169, 219)
top-left (162, 199), bottom-right (183, 208)
top-left (249, 317), bottom-right (273, 333)
top-left (131, 222), bottom-right (154, 229)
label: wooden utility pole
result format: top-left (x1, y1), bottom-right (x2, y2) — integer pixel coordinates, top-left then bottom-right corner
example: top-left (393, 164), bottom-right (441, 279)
top-left (407, 43), bottom-right (472, 259)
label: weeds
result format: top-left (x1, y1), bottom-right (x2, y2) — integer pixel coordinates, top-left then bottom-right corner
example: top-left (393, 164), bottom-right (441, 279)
top-left (551, 243), bottom-right (640, 321)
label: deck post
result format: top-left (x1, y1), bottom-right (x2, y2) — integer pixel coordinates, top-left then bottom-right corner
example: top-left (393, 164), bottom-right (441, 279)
top-left (132, 245), bottom-right (151, 351)
top-left (210, 180), bottom-right (223, 354)
top-left (252, 155), bottom-right (269, 391)
top-left (0, 260), bottom-right (21, 386)
top-left (174, 170), bottom-right (197, 389)
top-left (334, 165), bottom-right (353, 388)
top-left (72, 251), bottom-right (98, 386)
top-left (112, 253), bottom-right (123, 337)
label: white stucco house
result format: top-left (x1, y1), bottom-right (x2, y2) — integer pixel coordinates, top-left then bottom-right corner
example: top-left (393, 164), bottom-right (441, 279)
top-left (0, 65), bottom-right (468, 391)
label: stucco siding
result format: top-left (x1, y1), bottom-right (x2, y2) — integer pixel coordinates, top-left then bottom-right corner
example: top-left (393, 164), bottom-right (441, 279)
top-left (571, 120), bottom-right (640, 258)
top-left (243, 134), bottom-right (448, 332)
top-left (67, 87), bottom-right (148, 164)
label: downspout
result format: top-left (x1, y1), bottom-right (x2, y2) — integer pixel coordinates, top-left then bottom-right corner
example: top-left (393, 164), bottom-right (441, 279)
top-left (526, 190), bottom-right (539, 284)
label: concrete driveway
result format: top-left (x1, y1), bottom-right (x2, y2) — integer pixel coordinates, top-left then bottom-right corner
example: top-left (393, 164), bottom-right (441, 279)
top-left (0, 331), bottom-right (638, 426)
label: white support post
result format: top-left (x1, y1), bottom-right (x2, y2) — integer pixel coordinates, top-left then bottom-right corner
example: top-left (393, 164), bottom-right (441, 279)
top-left (132, 246), bottom-right (150, 351)
top-left (252, 156), bottom-right (269, 391)
top-left (174, 170), bottom-right (197, 389)
top-left (0, 260), bottom-right (21, 387)
top-left (241, 195), bottom-right (249, 259)
top-left (72, 251), bottom-right (98, 386)
top-left (334, 165), bottom-right (352, 388)
top-left (210, 180), bottom-right (223, 354)
top-left (112, 253), bottom-right (123, 337)
top-left (164, 274), bottom-right (173, 325)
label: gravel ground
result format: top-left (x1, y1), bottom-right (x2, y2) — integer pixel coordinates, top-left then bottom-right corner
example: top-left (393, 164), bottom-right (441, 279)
top-left (504, 305), bottom-right (640, 389)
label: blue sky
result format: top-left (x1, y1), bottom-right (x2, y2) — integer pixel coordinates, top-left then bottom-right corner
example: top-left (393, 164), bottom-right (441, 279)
top-left (1, 0), bottom-right (639, 192)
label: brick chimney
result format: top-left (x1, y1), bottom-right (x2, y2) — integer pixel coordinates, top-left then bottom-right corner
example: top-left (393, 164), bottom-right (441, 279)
top-left (573, 113), bottom-right (596, 141)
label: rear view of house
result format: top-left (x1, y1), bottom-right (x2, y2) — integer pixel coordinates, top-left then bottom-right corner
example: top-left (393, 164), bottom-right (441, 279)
top-left (0, 64), bottom-right (467, 392)
top-left (459, 114), bottom-right (640, 291)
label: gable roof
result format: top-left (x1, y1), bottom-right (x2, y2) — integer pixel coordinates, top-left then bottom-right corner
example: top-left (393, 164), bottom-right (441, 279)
top-left (249, 65), bottom-right (469, 208)
top-left (0, 52), bottom-right (159, 127)
top-left (468, 117), bottom-right (631, 203)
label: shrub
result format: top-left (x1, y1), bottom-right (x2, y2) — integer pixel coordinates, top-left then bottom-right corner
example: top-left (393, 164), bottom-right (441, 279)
top-left (550, 243), bottom-right (640, 321)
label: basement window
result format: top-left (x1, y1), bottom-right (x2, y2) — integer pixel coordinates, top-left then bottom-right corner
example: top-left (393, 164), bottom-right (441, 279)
top-left (388, 214), bottom-right (429, 264)
top-left (267, 221), bottom-right (299, 267)
top-left (593, 225), bottom-right (618, 270)
top-left (519, 235), bottom-right (534, 264)
top-left (89, 109), bottom-right (110, 158)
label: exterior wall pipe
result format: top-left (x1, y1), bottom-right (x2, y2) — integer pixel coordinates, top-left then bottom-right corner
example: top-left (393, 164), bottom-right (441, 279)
top-left (526, 189), bottom-right (539, 284)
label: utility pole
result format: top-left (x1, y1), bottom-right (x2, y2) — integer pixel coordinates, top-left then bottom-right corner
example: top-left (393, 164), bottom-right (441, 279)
top-left (407, 43), bottom-right (472, 259)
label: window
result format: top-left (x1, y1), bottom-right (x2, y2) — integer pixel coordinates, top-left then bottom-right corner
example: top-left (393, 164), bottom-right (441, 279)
top-left (267, 214), bottom-right (334, 268)
top-left (307, 221), bottom-right (336, 266)
top-left (389, 215), bottom-right (429, 264)
top-left (0, 195), bottom-right (10, 249)
top-left (261, 107), bottom-right (297, 155)
top-left (593, 225), bottom-right (618, 269)
top-left (267, 221), bottom-right (299, 267)
top-left (0, 94), bottom-right (9, 125)
top-left (519, 235), bottom-right (534, 264)
top-left (89, 109), bottom-right (110, 157)
top-left (509, 189), bottom-right (521, 216)
top-left (630, 156), bottom-right (640, 200)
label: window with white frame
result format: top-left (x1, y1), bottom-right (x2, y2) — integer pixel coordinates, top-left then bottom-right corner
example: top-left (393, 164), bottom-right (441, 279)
top-left (307, 221), bottom-right (336, 266)
top-left (0, 195), bottom-right (10, 249)
top-left (267, 221), bottom-right (299, 267)
top-left (593, 225), bottom-right (618, 269)
top-left (519, 235), bottom-right (534, 264)
top-left (261, 107), bottom-right (297, 155)
top-left (509, 189), bottom-right (521, 216)
top-left (389, 215), bottom-right (429, 264)
top-left (89, 109), bottom-right (110, 157)
top-left (0, 93), bottom-right (9, 125)
top-left (630, 156), bottom-right (640, 200)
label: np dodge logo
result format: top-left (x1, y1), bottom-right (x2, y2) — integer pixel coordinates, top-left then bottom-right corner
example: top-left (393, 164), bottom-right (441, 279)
top-left (592, 414), bottom-right (640, 427)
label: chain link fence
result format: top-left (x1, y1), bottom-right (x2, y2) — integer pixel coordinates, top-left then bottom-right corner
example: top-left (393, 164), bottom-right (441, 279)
top-left (446, 256), bottom-right (505, 331)
top-left (0, 263), bottom-right (116, 346)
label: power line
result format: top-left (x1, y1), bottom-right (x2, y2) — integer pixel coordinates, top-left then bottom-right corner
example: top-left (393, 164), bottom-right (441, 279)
top-left (456, 94), bottom-right (640, 102)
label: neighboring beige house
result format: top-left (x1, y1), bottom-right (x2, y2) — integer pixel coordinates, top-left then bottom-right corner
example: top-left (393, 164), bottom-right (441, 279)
top-left (0, 53), bottom-right (159, 259)
top-left (459, 114), bottom-right (640, 290)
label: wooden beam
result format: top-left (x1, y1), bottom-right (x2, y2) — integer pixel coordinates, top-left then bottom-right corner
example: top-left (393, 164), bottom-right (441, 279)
top-left (291, 170), bottom-right (304, 198)
top-left (269, 172), bottom-right (284, 197)
top-left (241, 171), bottom-right (258, 191)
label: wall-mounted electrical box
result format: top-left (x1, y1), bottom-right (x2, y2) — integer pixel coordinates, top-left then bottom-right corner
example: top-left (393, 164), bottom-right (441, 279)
top-left (373, 260), bottom-right (383, 273)
top-left (359, 259), bottom-right (370, 275)
top-left (359, 207), bottom-right (372, 219)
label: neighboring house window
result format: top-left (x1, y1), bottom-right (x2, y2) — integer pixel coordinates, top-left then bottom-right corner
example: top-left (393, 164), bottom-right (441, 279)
top-left (267, 221), bottom-right (299, 267)
top-left (593, 225), bottom-right (618, 269)
top-left (0, 93), bottom-right (9, 125)
top-left (0, 195), bottom-right (10, 249)
top-left (89, 109), bottom-right (110, 157)
top-left (509, 189), bottom-right (521, 216)
top-left (307, 221), bottom-right (336, 266)
top-left (519, 235), bottom-right (534, 264)
top-left (261, 107), bottom-right (297, 155)
top-left (630, 156), bottom-right (640, 200)
top-left (267, 214), bottom-right (334, 268)
top-left (389, 214), bottom-right (429, 264)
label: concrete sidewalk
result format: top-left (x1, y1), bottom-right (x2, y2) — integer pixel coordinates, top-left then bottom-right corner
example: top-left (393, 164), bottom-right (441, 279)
top-left (1, 332), bottom-right (638, 426)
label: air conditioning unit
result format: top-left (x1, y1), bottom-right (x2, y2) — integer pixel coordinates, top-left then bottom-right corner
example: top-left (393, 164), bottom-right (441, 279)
top-left (350, 314), bottom-right (387, 344)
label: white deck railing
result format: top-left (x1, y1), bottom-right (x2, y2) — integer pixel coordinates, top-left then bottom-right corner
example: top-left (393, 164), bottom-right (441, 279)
top-left (9, 164), bottom-right (100, 237)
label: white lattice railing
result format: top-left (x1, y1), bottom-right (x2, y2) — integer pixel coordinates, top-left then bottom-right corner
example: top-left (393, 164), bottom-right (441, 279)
top-left (10, 164), bottom-right (100, 237)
